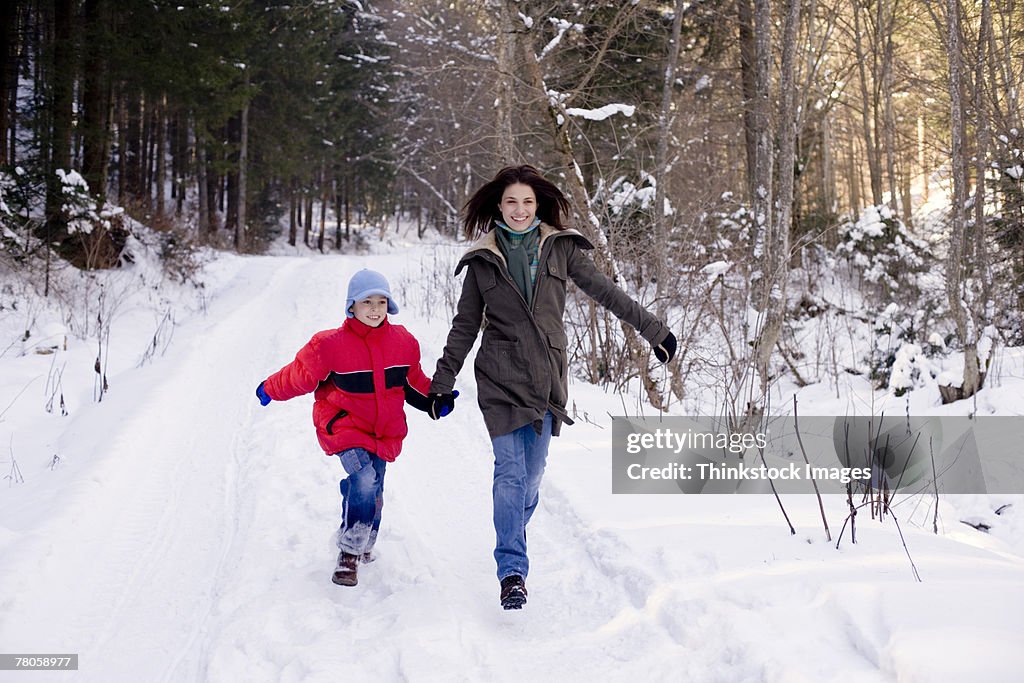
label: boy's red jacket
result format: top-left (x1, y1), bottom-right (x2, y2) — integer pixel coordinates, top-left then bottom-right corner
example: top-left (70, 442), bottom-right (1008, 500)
top-left (262, 318), bottom-right (432, 461)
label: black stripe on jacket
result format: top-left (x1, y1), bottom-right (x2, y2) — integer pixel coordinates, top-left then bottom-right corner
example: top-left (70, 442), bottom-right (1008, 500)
top-left (328, 365), bottom-right (431, 414)
top-left (329, 366), bottom-right (410, 393)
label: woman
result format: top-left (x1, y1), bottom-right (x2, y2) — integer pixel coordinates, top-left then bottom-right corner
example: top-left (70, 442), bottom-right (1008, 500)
top-left (430, 165), bottom-right (676, 610)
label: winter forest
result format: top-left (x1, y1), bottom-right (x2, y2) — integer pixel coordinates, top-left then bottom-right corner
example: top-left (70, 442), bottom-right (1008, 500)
top-left (3, 0), bottom-right (1024, 414)
top-left (2, 1), bottom-right (1024, 680)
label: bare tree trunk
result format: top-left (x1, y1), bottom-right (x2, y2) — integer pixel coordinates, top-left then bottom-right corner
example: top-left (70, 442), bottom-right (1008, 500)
top-left (43, 0), bottom-right (76, 242)
top-left (236, 88), bottom-right (249, 251)
top-left (81, 0), bottom-right (111, 207)
top-left (304, 193), bottom-right (312, 247)
top-left (172, 110), bottom-right (186, 216)
top-left (942, 0), bottom-right (983, 401)
top-left (197, 133), bottom-right (210, 237)
top-left (737, 0), bottom-right (758, 196)
top-left (494, 0), bottom-right (516, 164)
top-left (917, 52), bottom-right (929, 204)
top-left (224, 126), bottom-right (236, 236)
top-left (116, 94), bottom-right (126, 205)
top-left (846, 140), bottom-right (860, 216)
top-left (344, 174), bottom-right (351, 240)
top-left (288, 180), bottom-right (297, 247)
top-left (207, 145), bottom-right (220, 232)
top-left (335, 179), bottom-right (342, 248)
top-left (126, 95), bottom-right (144, 200)
top-left (975, 0), bottom-right (994, 314)
top-left (318, 165), bottom-right (327, 253)
top-left (773, 0), bottom-right (803, 265)
top-left (880, 2), bottom-right (899, 214)
top-left (754, 0), bottom-right (802, 403)
top-left (155, 96), bottom-right (166, 216)
top-left (143, 102), bottom-right (155, 209)
top-left (822, 113), bottom-right (837, 224)
top-left (0, 0), bottom-right (17, 165)
top-left (653, 0), bottom-right (686, 320)
top-left (900, 146), bottom-right (913, 226)
top-left (853, 2), bottom-right (883, 207)
top-left (742, 0), bottom-right (776, 416)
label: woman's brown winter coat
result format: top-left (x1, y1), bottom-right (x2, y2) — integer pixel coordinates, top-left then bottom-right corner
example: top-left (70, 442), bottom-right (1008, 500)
top-left (430, 224), bottom-right (670, 438)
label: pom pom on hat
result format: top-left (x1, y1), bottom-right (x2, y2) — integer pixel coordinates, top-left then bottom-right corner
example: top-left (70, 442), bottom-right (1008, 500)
top-left (346, 269), bottom-right (399, 318)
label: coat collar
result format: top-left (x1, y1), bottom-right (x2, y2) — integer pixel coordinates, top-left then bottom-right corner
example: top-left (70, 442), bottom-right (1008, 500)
top-left (455, 223), bottom-right (593, 274)
top-left (343, 316), bottom-right (390, 338)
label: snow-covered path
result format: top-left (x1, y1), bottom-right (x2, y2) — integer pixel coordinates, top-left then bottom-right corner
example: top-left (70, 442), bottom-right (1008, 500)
top-left (1, 251), bottom-right (1023, 682)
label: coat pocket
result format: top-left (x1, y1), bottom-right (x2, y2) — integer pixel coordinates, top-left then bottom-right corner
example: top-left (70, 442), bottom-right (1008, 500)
top-left (478, 338), bottom-right (522, 385)
top-left (337, 447), bottom-right (371, 475)
top-left (325, 408), bottom-right (349, 435)
top-left (489, 339), bottom-right (520, 387)
top-left (546, 331), bottom-right (568, 385)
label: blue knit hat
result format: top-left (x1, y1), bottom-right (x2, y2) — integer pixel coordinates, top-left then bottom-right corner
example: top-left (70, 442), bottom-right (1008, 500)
top-left (346, 269), bottom-right (399, 318)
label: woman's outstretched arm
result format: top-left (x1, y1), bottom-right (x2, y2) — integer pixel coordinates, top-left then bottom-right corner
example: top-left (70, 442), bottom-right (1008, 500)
top-left (431, 266), bottom-right (486, 392)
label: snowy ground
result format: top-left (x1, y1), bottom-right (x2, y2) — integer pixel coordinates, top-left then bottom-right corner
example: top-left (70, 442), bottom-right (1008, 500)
top-left (1, 234), bottom-right (1022, 682)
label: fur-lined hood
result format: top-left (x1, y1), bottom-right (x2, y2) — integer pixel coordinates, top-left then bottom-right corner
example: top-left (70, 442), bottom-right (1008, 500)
top-left (454, 223), bottom-right (593, 275)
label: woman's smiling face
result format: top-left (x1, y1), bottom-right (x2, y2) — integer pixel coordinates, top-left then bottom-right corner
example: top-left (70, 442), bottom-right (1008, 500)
top-left (498, 182), bottom-right (537, 232)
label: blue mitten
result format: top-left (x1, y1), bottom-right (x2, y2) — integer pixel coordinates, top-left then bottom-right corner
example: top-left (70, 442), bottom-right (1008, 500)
top-left (429, 390), bottom-right (459, 420)
top-left (256, 381), bottom-right (272, 406)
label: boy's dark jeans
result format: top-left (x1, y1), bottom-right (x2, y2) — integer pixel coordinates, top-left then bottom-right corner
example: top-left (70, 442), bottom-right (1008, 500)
top-left (336, 448), bottom-right (386, 556)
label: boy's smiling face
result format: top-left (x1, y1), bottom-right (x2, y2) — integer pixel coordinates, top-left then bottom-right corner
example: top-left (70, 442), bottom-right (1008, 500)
top-left (351, 295), bottom-right (389, 327)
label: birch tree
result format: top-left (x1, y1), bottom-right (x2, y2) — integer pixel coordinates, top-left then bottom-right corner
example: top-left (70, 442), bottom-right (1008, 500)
top-left (745, 0), bottom-right (776, 412)
top-left (940, 0), bottom-right (986, 400)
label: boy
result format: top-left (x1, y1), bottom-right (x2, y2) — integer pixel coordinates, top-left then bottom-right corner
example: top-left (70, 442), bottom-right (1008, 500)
top-left (256, 269), bottom-right (457, 586)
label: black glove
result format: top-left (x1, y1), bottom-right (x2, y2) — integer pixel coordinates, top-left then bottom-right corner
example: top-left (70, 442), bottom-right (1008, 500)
top-left (653, 332), bottom-right (677, 364)
top-left (429, 390), bottom-right (459, 420)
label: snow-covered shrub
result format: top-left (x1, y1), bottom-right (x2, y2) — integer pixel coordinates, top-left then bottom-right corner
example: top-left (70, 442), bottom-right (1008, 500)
top-left (157, 231), bottom-right (205, 286)
top-left (887, 341), bottom-right (928, 397)
top-left (57, 170), bottom-right (126, 237)
top-left (0, 170), bottom-right (16, 218)
top-left (868, 303), bottom-right (928, 392)
top-left (0, 170), bottom-right (19, 252)
top-left (0, 166), bottom-right (42, 258)
top-left (53, 169), bottom-right (131, 270)
top-left (838, 206), bottom-right (942, 393)
top-left (836, 205), bottom-right (931, 298)
top-left (595, 172), bottom-right (659, 221)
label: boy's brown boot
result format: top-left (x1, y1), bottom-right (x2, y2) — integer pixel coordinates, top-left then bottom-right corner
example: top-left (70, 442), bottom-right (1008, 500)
top-left (332, 552), bottom-right (359, 586)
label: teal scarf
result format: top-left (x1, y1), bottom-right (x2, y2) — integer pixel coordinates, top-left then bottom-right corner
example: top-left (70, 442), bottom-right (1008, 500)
top-left (494, 218), bottom-right (541, 307)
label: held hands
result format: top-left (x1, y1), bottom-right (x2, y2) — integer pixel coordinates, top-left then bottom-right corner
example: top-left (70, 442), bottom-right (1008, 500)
top-left (652, 332), bottom-right (677, 364)
top-left (256, 381), bottom-right (272, 406)
top-left (429, 390), bottom-right (460, 420)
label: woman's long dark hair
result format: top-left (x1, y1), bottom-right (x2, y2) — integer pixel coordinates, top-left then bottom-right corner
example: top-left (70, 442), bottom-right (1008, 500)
top-left (463, 165), bottom-right (571, 239)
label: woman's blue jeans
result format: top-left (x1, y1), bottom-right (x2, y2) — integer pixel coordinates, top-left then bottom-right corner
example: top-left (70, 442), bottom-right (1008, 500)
top-left (336, 447), bottom-right (386, 556)
top-left (490, 412), bottom-right (553, 580)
